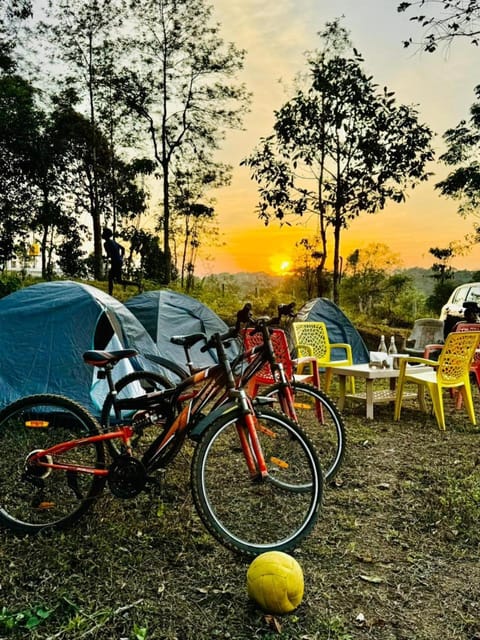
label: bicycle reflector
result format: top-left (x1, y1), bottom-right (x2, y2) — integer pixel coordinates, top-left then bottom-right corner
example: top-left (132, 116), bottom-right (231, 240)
top-left (293, 402), bottom-right (312, 410)
top-left (270, 457), bottom-right (289, 469)
top-left (25, 420), bottom-right (49, 428)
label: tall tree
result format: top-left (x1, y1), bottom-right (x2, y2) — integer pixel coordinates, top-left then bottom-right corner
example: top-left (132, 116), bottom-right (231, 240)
top-left (341, 242), bottom-right (403, 316)
top-left (429, 246), bottom-right (456, 284)
top-left (114, 0), bottom-right (250, 284)
top-left (169, 161), bottom-right (227, 288)
top-left (243, 20), bottom-right (434, 303)
top-left (0, 68), bottom-right (40, 270)
top-left (398, 1), bottom-right (480, 51)
top-left (291, 237), bottom-right (330, 299)
top-left (38, 0), bottom-right (127, 278)
top-left (436, 85), bottom-right (480, 246)
top-left (0, 0), bottom-right (32, 70)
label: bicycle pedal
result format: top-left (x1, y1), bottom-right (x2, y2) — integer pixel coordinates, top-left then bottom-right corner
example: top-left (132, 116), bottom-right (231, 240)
top-left (144, 470), bottom-right (166, 494)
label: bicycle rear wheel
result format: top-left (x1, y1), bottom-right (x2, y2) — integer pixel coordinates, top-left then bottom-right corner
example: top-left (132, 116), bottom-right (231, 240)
top-left (191, 407), bottom-right (323, 556)
top-left (0, 394), bottom-right (105, 534)
top-left (262, 382), bottom-right (346, 482)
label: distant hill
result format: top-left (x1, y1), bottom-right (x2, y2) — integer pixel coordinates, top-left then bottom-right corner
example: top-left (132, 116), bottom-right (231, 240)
top-left (401, 267), bottom-right (480, 297)
top-left (202, 268), bottom-right (480, 301)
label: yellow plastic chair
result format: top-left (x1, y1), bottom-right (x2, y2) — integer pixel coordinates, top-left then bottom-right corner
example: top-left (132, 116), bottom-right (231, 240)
top-left (291, 321), bottom-right (355, 393)
top-left (394, 330), bottom-right (480, 430)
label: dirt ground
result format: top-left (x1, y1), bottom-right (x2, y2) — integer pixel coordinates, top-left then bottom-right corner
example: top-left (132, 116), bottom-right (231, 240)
top-left (1, 388), bottom-right (480, 640)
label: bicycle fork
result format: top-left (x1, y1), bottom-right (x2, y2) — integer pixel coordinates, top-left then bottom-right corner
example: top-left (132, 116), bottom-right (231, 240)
top-left (232, 388), bottom-right (270, 480)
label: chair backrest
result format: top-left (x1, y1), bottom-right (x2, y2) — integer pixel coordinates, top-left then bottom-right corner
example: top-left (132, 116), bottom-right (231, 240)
top-left (292, 321), bottom-right (330, 361)
top-left (241, 328), bottom-right (294, 385)
top-left (437, 330), bottom-right (480, 385)
top-left (406, 318), bottom-right (444, 351)
top-left (454, 322), bottom-right (480, 363)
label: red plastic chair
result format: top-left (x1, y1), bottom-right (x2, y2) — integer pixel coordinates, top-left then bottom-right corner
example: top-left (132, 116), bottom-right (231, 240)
top-left (241, 327), bottom-right (320, 396)
top-left (454, 323), bottom-right (480, 405)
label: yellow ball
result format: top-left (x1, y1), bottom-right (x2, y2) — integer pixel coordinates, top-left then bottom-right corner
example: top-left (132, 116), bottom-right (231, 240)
top-left (246, 551), bottom-right (304, 615)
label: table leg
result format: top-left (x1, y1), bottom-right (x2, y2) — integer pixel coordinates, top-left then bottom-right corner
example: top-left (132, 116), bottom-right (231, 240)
top-left (365, 379), bottom-right (374, 419)
top-left (417, 385), bottom-right (427, 412)
top-left (338, 375), bottom-right (346, 411)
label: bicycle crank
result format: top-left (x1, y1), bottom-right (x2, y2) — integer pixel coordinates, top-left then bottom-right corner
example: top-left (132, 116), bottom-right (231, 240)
top-left (108, 455), bottom-right (148, 498)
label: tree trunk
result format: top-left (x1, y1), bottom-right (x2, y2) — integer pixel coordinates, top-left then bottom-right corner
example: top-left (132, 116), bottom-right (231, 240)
top-left (332, 215), bottom-right (342, 305)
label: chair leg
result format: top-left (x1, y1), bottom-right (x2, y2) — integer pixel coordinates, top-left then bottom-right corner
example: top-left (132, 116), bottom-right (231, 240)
top-left (394, 374), bottom-right (407, 420)
top-left (428, 382), bottom-right (446, 430)
top-left (454, 388), bottom-right (463, 410)
top-left (459, 383), bottom-right (477, 426)
top-left (456, 370), bottom-right (480, 410)
top-left (348, 374), bottom-right (355, 394)
top-left (325, 368), bottom-right (333, 392)
top-left (313, 366), bottom-right (321, 391)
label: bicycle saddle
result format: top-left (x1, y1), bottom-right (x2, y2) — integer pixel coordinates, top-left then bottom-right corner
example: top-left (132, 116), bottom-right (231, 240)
top-left (83, 349), bottom-right (138, 367)
top-left (170, 333), bottom-right (206, 348)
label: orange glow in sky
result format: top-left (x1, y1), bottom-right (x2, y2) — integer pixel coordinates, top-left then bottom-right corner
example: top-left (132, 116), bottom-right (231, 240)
top-left (192, 0), bottom-right (480, 277)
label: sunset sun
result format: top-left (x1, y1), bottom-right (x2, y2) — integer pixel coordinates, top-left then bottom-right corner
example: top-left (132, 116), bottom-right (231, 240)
top-left (270, 255), bottom-right (292, 276)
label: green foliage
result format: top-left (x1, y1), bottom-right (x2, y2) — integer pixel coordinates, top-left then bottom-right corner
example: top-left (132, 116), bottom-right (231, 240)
top-left (426, 280), bottom-right (458, 315)
top-left (435, 85), bottom-right (480, 261)
top-left (132, 624), bottom-right (148, 640)
top-left (0, 272), bottom-right (22, 298)
top-left (0, 604), bottom-right (53, 631)
top-left (126, 228), bottom-right (174, 283)
top-left (242, 19), bottom-right (433, 303)
top-left (429, 246), bottom-right (456, 284)
top-left (438, 472), bottom-right (480, 544)
top-left (338, 242), bottom-right (422, 324)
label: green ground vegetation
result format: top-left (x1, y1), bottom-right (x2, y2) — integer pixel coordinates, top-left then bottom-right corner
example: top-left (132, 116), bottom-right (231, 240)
top-left (1, 383), bottom-right (479, 640)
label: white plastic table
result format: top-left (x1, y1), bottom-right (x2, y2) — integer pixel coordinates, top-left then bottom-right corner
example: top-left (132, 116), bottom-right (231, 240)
top-left (334, 360), bottom-right (432, 419)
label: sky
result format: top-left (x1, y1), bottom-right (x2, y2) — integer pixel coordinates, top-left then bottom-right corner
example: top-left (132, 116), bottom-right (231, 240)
top-left (192, 0), bottom-right (480, 277)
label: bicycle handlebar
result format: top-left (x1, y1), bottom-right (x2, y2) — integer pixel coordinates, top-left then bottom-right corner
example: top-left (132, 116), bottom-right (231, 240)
top-left (235, 302), bottom-right (297, 332)
top-left (168, 302), bottom-right (296, 360)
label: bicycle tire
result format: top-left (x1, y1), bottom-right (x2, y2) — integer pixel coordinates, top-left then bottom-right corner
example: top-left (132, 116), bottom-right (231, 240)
top-left (191, 406), bottom-right (323, 556)
top-left (262, 381), bottom-right (346, 482)
top-left (144, 354), bottom-right (189, 382)
top-left (100, 371), bottom-right (177, 464)
top-left (0, 394), bottom-right (106, 534)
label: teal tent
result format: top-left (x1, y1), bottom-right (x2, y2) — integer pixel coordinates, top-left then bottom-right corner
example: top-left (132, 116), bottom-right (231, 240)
top-left (0, 281), bottom-right (172, 413)
top-left (294, 298), bottom-right (370, 364)
top-left (125, 289), bottom-right (239, 372)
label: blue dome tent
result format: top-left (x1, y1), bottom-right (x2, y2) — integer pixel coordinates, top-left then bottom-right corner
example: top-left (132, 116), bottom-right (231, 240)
top-left (0, 281), bottom-right (173, 413)
top-left (294, 297), bottom-right (370, 364)
top-left (125, 289), bottom-right (239, 373)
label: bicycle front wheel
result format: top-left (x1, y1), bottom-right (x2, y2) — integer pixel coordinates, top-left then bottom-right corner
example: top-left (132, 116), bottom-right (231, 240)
top-left (262, 382), bottom-right (346, 482)
top-left (0, 394), bottom-right (106, 534)
top-left (191, 407), bottom-right (323, 556)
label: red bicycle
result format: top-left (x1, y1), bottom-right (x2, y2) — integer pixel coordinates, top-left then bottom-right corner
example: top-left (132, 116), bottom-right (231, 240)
top-left (0, 330), bottom-right (323, 556)
top-left (139, 305), bottom-right (346, 481)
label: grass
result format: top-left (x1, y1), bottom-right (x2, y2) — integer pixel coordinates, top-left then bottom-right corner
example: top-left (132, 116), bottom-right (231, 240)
top-left (1, 385), bottom-right (480, 640)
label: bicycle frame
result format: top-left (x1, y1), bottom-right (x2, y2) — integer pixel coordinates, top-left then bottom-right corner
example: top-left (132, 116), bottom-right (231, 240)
top-left (28, 339), bottom-right (271, 483)
top-left (26, 426), bottom-right (134, 477)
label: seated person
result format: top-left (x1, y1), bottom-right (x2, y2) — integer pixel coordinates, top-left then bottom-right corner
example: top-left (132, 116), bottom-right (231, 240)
top-left (431, 302), bottom-right (480, 360)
